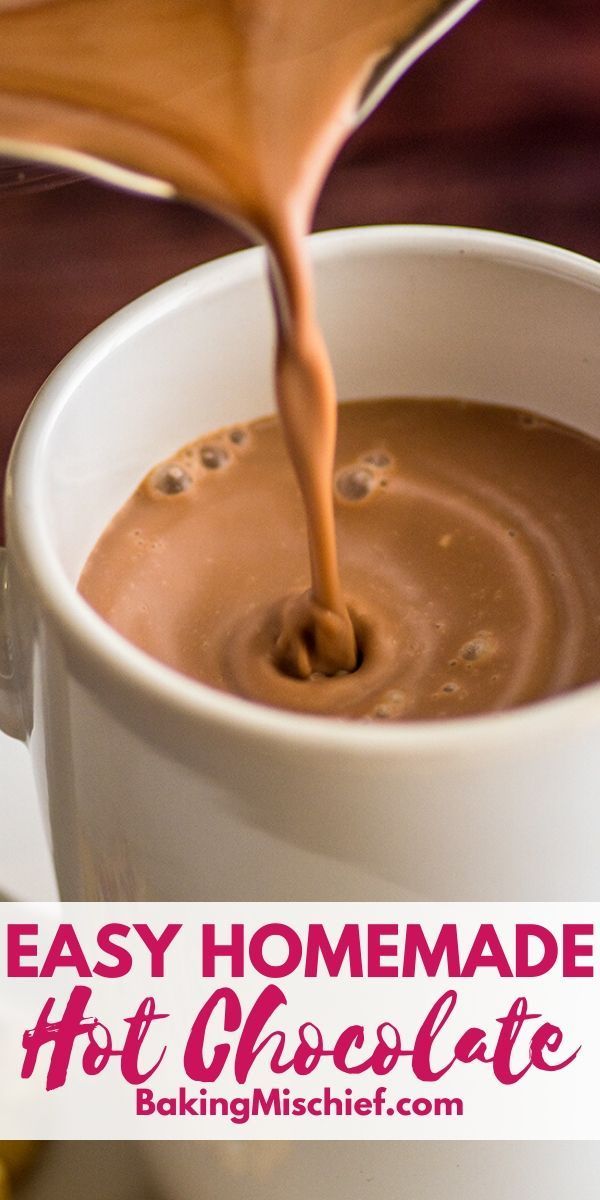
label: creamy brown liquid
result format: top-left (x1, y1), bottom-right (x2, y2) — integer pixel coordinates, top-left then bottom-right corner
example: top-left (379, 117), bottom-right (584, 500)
top-left (79, 398), bottom-right (600, 720)
top-left (0, 0), bottom-right (452, 678)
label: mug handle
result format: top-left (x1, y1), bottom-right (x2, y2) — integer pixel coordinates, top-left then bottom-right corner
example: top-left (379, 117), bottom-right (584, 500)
top-left (0, 548), bottom-right (26, 741)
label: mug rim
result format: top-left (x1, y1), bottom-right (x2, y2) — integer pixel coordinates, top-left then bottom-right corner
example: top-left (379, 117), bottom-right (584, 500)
top-left (7, 223), bottom-right (600, 757)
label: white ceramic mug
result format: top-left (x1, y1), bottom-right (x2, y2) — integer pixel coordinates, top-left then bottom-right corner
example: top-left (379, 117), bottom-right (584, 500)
top-left (3, 225), bottom-right (600, 905)
top-left (3, 225), bottom-right (600, 1197)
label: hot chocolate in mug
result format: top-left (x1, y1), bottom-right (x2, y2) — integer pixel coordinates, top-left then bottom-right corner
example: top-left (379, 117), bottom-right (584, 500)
top-left (2, 225), bottom-right (600, 1195)
top-left (2, 224), bottom-right (600, 905)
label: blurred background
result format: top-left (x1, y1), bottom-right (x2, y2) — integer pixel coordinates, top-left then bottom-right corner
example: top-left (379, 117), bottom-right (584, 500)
top-left (0, 0), bottom-right (598, 530)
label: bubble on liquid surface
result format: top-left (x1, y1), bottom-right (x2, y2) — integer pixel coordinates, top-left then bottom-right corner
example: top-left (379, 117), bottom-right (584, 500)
top-left (518, 412), bottom-right (542, 429)
top-left (371, 690), bottom-right (406, 720)
top-left (229, 427), bottom-right (247, 446)
top-left (335, 466), bottom-right (375, 502)
top-left (200, 444), bottom-right (230, 470)
top-left (151, 463), bottom-right (192, 495)
top-left (363, 450), bottom-right (391, 468)
top-left (459, 632), bottom-right (497, 663)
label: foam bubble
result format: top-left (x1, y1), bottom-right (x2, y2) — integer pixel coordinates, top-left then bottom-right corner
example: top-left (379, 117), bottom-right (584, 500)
top-left (200, 444), bottom-right (230, 469)
top-left (371, 689), bottom-right (406, 719)
top-left (335, 466), bottom-right (375, 502)
top-left (518, 412), bottom-right (543, 429)
top-left (151, 463), bottom-right (192, 494)
top-left (229, 427), bottom-right (247, 445)
top-left (459, 632), bottom-right (497, 663)
top-left (363, 450), bottom-right (391, 468)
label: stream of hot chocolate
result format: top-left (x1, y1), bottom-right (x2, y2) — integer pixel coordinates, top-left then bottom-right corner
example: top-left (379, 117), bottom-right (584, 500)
top-left (267, 236), bottom-right (358, 676)
top-left (0, 0), bottom-right (450, 676)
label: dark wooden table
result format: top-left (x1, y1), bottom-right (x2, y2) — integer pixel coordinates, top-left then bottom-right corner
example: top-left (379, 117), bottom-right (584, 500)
top-left (1, 0), bottom-right (598, 532)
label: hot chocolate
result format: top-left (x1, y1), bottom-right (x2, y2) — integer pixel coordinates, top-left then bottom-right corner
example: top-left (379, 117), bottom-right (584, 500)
top-left (79, 397), bottom-right (600, 720)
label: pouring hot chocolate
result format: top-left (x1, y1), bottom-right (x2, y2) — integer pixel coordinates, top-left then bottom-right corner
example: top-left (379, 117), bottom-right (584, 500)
top-left (0, 0), bottom-right (481, 682)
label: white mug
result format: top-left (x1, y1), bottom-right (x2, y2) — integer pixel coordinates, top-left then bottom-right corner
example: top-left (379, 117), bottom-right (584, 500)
top-left (3, 225), bottom-right (599, 904)
top-left (2, 225), bottom-right (600, 1197)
